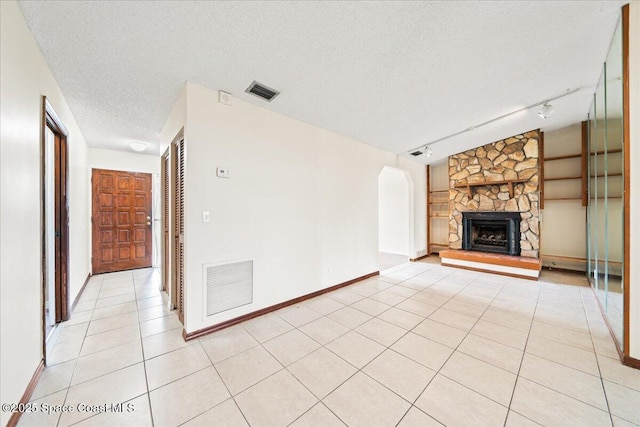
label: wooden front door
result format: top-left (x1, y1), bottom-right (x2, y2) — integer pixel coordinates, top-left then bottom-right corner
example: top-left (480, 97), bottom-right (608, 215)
top-left (92, 169), bottom-right (153, 274)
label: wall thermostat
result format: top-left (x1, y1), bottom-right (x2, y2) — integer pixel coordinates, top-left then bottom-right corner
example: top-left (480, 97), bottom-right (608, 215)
top-left (216, 167), bottom-right (230, 178)
top-left (218, 91), bottom-right (232, 106)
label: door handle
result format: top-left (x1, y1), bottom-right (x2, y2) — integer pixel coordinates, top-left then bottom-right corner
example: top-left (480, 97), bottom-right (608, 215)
top-left (146, 222), bottom-right (151, 226)
top-left (146, 215), bottom-right (151, 220)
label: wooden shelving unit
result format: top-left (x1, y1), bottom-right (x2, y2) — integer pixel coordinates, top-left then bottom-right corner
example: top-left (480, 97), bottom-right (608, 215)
top-left (427, 165), bottom-right (449, 255)
top-left (543, 133), bottom-right (584, 204)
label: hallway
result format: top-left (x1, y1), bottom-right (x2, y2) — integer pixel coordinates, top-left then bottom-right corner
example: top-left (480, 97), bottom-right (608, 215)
top-left (19, 262), bottom-right (640, 426)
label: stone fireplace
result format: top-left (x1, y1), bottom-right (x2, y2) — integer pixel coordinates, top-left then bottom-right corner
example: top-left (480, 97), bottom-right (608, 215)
top-left (448, 130), bottom-right (540, 258)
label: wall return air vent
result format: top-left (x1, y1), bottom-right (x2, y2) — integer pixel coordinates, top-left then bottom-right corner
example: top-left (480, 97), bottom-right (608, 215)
top-left (204, 260), bottom-right (253, 316)
top-left (245, 81), bottom-right (280, 102)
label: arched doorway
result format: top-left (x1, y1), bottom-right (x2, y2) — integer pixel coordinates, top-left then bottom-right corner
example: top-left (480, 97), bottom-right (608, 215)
top-left (378, 166), bottom-right (414, 271)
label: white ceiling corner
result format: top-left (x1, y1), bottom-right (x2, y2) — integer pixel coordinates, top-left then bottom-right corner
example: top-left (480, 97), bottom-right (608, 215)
top-left (17, 1), bottom-right (626, 162)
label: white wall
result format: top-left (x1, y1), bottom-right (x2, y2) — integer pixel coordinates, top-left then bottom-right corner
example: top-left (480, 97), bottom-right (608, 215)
top-left (0, 1), bottom-right (90, 423)
top-left (89, 147), bottom-right (160, 175)
top-left (160, 86), bottom-right (186, 154)
top-left (378, 167), bottom-right (410, 255)
top-left (628, 0), bottom-right (640, 360)
top-left (161, 82), bottom-right (426, 333)
top-left (88, 148), bottom-right (162, 267)
top-left (397, 156), bottom-right (427, 257)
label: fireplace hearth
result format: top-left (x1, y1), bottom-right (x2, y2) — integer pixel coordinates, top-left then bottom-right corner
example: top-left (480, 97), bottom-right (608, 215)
top-left (462, 211), bottom-right (521, 256)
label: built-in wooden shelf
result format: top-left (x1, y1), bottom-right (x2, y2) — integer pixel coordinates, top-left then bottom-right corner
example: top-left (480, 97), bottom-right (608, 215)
top-left (591, 148), bottom-right (622, 155)
top-left (427, 165), bottom-right (451, 257)
top-left (545, 153), bottom-right (582, 161)
top-left (454, 179), bottom-right (528, 198)
top-left (545, 196), bottom-right (623, 201)
top-left (545, 176), bottom-right (582, 181)
top-left (590, 173), bottom-right (623, 178)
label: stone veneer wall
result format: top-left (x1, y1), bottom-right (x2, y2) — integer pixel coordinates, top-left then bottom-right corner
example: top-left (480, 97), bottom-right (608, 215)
top-left (448, 130), bottom-right (540, 258)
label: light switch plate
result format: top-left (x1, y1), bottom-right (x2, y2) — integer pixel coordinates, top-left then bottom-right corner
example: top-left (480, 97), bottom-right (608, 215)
top-left (216, 167), bottom-right (230, 178)
top-left (202, 211), bottom-right (210, 223)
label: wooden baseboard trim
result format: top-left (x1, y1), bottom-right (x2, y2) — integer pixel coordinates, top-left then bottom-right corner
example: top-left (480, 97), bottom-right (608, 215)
top-left (183, 271), bottom-right (379, 341)
top-left (70, 273), bottom-right (92, 313)
top-left (6, 360), bottom-right (45, 427)
top-left (541, 265), bottom-right (587, 275)
top-left (623, 355), bottom-right (640, 369)
top-left (410, 254), bottom-right (429, 262)
top-left (590, 284), bottom-right (638, 370)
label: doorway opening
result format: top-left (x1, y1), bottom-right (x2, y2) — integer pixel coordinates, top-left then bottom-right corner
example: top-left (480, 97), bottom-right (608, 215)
top-left (378, 166), bottom-right (414, 271)
top-left (41, 97), bottom-right (70, 361)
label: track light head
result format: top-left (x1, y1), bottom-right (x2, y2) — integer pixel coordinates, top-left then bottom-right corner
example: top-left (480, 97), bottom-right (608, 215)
top-left (537, 103), bottom-right (554, 119)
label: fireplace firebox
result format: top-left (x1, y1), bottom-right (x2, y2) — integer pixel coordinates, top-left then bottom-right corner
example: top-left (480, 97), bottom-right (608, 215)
top-left (462, 211), bottom-right (521, 256)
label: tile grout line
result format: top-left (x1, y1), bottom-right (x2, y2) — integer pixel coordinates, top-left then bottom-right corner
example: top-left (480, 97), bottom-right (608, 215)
top-left (308, 268), bottom-right (477, 426)
top-left (131, 270), bottom-right (157, 427)
top-left (177, 338), bottom-right (251, 427)
top-left (403, 273), bottom-right (512, 426)
top-left (224, 265), bottom-right (438, 426)
top-left (580, 285), bottom-right (616, 427)
top-left (502, 277), bottom-right (542, 427)
top-left (35, 264), bottom-right (632, 427)
top-left (57, 273), bottom-right (108, 426)
top-left (392, 270), bottom-right (479, 423)
top-left (513, 285), bottom-right (620, 420)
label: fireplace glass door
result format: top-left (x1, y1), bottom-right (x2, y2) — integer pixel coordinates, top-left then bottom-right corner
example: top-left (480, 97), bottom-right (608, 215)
top-left (462, 212), bottom-right (520, 256)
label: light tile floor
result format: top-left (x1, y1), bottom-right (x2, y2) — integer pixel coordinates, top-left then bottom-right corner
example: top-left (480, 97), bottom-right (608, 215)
top-left (19, 261), bottom-right (640, 426)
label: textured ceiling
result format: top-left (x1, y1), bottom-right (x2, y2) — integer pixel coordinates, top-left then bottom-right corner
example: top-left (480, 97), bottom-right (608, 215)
top-left (18, 1), bottom-right (625, 163)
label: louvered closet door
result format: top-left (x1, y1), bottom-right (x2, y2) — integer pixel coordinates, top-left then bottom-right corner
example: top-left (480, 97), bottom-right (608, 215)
top-left (173, 139), bottom-right (185, 324)
top-left (161, 150), bottom-right (170, 293)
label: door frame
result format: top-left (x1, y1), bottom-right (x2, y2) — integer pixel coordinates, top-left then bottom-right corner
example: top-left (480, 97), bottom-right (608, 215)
top-left (41, 96), bottom-right (70, 362)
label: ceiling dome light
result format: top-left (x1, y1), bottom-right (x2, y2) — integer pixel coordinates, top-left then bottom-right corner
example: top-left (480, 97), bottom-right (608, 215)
top-left (129, 141), bottom-right (147, 152)
top-left (537, 103), bottom-right (554, 119)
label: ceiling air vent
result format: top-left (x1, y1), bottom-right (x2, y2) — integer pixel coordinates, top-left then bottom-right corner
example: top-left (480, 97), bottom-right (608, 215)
top-left (245, 81), bottom-right (280, 102)
top-left (410, 150), bottom-right (423, 156)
